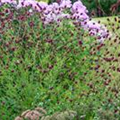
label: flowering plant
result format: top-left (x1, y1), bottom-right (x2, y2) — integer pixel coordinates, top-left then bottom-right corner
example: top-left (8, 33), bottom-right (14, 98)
top-left (0, 0), bottom-right (109, 42)
top-left (1, 1), bottom-right (119, 120)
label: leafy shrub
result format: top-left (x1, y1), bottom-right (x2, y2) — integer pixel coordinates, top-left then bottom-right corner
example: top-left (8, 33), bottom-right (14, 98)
top-left (0, 4), bottom-right (106, 119)
top-left (0, 1), bottom-right (120, 120)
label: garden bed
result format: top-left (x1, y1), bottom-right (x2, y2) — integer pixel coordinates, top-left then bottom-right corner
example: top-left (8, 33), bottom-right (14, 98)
top-left (0, 1), bottom-right (120, 120)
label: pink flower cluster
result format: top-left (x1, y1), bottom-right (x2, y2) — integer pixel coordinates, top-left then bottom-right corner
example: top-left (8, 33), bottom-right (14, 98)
top-left (0, 0), bottom-right (16, 4)
top-left (0, 0), bottom-right (109, 42)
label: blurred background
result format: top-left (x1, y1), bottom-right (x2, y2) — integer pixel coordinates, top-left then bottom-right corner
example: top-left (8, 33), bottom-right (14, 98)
top-left (81, 0), bottom-right (120, 17)
top-left (47, 0), bottom-right (120, 17)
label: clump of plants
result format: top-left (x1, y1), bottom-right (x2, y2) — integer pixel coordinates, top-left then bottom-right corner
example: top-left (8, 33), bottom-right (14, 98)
top-left (15, 107), bottom-right (47, 120)
top-left (0, 0), bottom-right (120, 120)
top-left (15, 107), bottom-right (77, 120)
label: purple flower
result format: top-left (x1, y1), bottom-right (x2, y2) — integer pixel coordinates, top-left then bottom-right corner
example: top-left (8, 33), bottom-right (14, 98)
top-left (0, 0), bottom-right (109, 41)
top-left (60, 0), bottom-right (72, 9)
top-left (72, 1), bottom-right (88, 13)
top-left (37, 2), bottom-right (48, 11)
top-left (1, 0), bottom-right (17, 5)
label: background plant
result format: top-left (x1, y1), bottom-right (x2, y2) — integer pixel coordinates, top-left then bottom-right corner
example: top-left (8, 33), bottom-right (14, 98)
top-left (49, 0), bottom-right (120, 16)
top-left (81, 0), bottom-right (119, 16)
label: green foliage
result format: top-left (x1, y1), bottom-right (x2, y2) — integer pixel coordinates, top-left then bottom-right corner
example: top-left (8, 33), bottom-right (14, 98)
top-left (81, 0), bottom-right (119, 16)
top-left (0, 5), bottom-right (120, 120)
top-left (0, 5), bottom-right (100, 119)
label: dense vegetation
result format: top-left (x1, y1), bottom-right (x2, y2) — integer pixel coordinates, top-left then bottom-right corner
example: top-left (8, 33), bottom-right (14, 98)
top-left (0, 0), bottom-right (120, 120)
